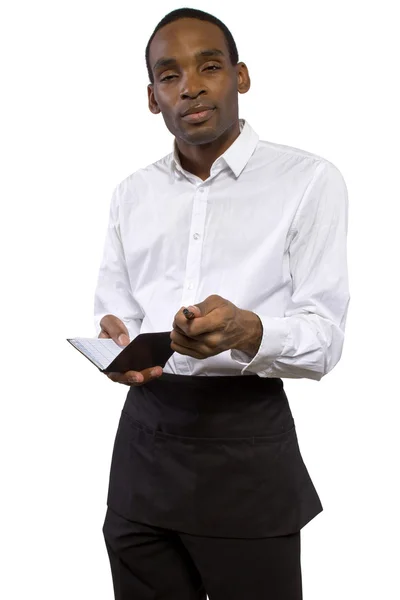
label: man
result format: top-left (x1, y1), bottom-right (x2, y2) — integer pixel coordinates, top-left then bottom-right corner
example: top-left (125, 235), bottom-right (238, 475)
top-left (94, 7), bottom-right (350, 599)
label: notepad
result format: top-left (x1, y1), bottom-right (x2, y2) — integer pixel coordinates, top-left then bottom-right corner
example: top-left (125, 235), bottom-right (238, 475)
top-left (67, 338), bottom-right (124, 370)
top-left (67, 331), bottom-right (174, 373)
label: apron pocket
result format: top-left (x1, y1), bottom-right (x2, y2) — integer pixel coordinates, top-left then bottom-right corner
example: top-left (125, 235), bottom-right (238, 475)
top-left (106, 410), bottom-right (156, 522)
top-left (106, 411), bottom-right (322, 537)
top-left (151, 424), bottom-right (314, 537)
top-left (190, 426), bottom-right (298, 535)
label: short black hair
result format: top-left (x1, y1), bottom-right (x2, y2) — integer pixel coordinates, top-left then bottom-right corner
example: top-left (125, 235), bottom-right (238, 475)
top-left (145, 8), bottom-right (239, 84)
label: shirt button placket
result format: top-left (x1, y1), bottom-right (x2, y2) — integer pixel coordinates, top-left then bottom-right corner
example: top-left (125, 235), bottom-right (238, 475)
top-left (182, 186), bottom-right (207, 305)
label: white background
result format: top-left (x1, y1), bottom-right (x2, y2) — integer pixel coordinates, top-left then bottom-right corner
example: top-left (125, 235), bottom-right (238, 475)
top-left (1, 0), bottom-right (399, 598)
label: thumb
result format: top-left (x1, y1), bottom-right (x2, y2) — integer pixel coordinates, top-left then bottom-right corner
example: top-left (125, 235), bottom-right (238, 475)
top-left (117, 333), bottom-right (130, 347)
top-left (100, 315), bottom-right (130, 346)
top-left (187, 295), bottom-right (225, 318)
top-left (187, 305), bottom-right (202, 317)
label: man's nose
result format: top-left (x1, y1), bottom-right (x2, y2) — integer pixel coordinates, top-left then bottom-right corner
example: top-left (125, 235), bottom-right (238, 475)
top-left (180, 72), bottom-right (207, 99)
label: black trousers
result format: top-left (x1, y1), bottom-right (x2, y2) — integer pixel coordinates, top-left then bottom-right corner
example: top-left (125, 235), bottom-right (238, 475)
top-left (102, 504), bottom-right (302, 599)
top-left (103, 373), bottom-right (322, 598)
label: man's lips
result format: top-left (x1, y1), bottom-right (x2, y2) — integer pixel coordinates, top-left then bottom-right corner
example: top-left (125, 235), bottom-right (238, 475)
top-left (181, 108), bottom-right (215, 123)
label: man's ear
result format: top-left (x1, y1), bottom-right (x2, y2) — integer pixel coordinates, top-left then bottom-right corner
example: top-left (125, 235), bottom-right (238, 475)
top-left (148, 84), bottom-right (161, 114)
top-left (236, 62), bottom-right (251, 95)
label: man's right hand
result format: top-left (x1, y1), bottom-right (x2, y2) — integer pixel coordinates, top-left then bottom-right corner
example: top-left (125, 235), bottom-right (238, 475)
top-left (99, 314), bottom-right (163, 386)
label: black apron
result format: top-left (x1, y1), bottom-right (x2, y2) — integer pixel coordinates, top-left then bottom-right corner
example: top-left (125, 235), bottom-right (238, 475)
top-left (105, 373), bottom-right (323, 538)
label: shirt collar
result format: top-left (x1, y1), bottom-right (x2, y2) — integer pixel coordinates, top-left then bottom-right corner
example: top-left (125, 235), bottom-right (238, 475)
top-left (171, 118), bottom-right (259, 179)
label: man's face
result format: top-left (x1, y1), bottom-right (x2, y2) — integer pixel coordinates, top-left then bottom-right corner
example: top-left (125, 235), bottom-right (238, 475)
top-left (148, 18), bottom-right (250, 146)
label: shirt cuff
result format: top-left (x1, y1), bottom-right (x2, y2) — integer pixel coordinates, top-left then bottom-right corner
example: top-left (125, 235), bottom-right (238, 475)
top-left (230, 315), bottom-right (290, 376)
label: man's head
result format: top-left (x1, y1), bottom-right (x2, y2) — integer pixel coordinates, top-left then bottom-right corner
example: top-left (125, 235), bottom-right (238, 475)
top-left (146, 8), bottom-right (250, 147)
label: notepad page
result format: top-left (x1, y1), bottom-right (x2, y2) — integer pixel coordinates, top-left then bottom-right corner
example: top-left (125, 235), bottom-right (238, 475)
top-left (69, 338), bottom-right (124, 370)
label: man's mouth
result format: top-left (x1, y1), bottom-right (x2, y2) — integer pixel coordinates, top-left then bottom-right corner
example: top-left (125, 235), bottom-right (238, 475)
top-left (181, 108), bottom-right (215, 123)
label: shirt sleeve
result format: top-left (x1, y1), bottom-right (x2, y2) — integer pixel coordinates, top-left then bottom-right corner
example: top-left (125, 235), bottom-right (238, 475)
top-left (93, 184), bottom-right (144, 340)
top-left (230, 161), bottom-right (351, 381)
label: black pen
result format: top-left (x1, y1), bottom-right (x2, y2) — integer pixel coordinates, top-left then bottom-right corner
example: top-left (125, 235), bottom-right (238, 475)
top-left (183, 307), bottom-right (196, 320)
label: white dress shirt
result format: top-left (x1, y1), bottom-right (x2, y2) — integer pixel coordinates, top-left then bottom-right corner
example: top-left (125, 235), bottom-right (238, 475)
top-left (93, 119), bottom-right (350, 380)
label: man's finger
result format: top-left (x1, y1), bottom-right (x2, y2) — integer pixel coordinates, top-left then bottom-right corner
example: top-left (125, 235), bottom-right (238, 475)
top-left (105, 367), bottom-right (163, 386)
top-left (116, 333), bottom-right (130, 346)
top-left (175, 315), bottom-right (219, 338)
top-left (106, 372), bottom-right (120, 382)
top-left (100, 315), bottom-right (130, 346)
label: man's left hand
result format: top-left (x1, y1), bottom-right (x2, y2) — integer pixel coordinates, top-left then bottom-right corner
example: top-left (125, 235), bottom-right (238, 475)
top-left (170, 294), bottom-right (263, 360)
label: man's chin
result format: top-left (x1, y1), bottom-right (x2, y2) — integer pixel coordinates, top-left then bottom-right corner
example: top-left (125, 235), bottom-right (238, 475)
top-left (179, 125), bottom-right (220, 145)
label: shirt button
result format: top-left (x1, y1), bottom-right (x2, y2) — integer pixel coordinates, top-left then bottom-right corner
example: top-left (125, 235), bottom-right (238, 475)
top-left (193, 233), bottom-right (200, 240)
top-left (188, 282), bottom-right (194, 290)
top-left (199, 188), bottom-right (205, 193)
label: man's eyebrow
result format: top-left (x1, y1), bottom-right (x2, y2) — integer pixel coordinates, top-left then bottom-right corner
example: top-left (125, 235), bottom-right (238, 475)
top-left (153, 49), bottom-right (225, 72)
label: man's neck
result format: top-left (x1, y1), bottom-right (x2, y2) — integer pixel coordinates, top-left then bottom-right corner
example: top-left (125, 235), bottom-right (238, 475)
top-left (176, 120), bottom-right (240, 180)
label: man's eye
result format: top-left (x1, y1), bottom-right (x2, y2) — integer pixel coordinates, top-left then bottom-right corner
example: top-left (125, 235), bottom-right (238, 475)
top-left (160, 65), bottom-right (221, 82)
